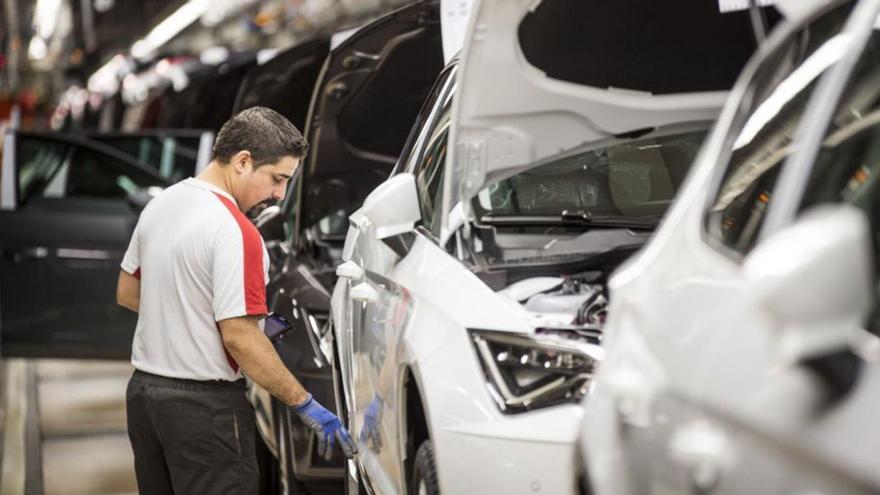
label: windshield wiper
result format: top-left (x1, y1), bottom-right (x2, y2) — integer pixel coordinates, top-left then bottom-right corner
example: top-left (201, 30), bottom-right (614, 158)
top-left (560, 210), bottom-right (660, 230)
top-left (560, 210), bottom-right (658, 229)
top-left (479, 211), bottom-right (658, 230)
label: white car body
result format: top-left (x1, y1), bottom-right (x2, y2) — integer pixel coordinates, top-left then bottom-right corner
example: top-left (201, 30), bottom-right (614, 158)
top-left (331, 0), bottom-right (764, 493)
top-left (580, 1), bottom-right (880, 493)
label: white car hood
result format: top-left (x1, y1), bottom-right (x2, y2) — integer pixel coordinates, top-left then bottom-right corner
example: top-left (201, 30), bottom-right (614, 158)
top-left (445, 0), bottom-right (759, 218)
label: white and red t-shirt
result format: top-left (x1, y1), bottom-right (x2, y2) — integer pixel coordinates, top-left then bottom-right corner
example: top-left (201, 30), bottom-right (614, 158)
top-left (121, 177), bottom-right (269, 381)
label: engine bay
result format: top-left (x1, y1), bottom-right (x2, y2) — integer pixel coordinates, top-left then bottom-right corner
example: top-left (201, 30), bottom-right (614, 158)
top-left (497, 273), bottom-right (608, 345)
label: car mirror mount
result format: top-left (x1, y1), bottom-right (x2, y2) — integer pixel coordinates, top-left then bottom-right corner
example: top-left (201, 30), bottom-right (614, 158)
top-left (743, 203), bottom-right (873, 361)
top-left (358, 173), bottom-right (421, 242)
top-left (255, 205), bottom-right (286, 242)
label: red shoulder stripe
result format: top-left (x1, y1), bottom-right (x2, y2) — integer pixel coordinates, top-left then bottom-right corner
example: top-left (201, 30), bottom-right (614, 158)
top-left (213, 193), bottom-right (267, 316)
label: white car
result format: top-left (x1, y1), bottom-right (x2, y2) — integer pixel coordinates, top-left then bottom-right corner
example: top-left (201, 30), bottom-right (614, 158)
top-left (579, 1), bottom-right (880, 494)
top-left (330, 0), bottom-right (763, 493)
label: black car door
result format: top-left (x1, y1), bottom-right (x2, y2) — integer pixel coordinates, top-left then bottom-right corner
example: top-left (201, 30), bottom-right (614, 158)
top-left (0, 132), bottom-right (169, 359)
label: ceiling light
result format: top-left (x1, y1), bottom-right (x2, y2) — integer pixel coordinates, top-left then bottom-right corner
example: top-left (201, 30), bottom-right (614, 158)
top-left (28, 37), bottom-right (48, 60)
top-left (131, 0), bottom-right (209, 59)
top-left (33, 0), bottom-right (63, 39)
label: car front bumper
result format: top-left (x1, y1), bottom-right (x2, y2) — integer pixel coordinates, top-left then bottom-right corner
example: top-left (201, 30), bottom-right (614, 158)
top-left (435, 404), bottom-right (583, 495)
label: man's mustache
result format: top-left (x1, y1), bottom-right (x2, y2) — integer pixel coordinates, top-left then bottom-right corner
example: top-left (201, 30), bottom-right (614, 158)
top-left (246, 198), bottom-right (279, 220)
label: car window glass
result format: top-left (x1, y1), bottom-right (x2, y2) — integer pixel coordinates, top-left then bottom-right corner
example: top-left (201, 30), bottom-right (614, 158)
top-left (65, 147), bottom-right (162, 199)
top-left (396, 65), bottom-right (456, 176)
top-left (19, 140), bottom-right (164, 208)
top-left (286, 171), bottom-right (302, 242)
top-left (704, 4), bottom-right (852, 258)
top-left (317, 210), bottom-right (349, 238)
top-left (414, 118), bottom-right (450, 236)
top-left (95, 135), bottom-right (200, 182)
top-left (16, 137), bottom-right (70, 203)
top-left (796, 29), bottom-right (880, 333)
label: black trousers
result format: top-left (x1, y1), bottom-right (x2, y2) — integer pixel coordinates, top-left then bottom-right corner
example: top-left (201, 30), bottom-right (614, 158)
top-left (126, 369), bottom-right (259, 494)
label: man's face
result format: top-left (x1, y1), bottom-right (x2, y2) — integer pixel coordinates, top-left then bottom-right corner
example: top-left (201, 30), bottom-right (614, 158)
top-left (232, 153), bottom-right (300, 213)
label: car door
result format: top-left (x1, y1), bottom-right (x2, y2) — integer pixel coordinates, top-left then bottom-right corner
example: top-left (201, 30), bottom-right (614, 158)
top-left (86, 129), bottom-right (214, 182)
top-left (0, 131), bottom-right (169, 359)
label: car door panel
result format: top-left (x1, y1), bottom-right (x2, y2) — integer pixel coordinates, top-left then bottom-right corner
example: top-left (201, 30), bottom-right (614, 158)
top-left (342, 212), bottom-right (410, 491)
top-left (0, 132), bottom-right (168, 359)
top-left (4, 208), bottom-right (137, 358)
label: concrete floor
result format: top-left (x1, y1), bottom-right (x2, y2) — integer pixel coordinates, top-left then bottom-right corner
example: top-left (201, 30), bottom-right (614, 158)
top-left (37, 359), bottom-right (137, 495)
top-left (1, 359), bottom-right (137, 495)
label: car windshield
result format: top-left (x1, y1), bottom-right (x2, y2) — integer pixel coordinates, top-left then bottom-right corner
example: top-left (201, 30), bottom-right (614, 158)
top-left (474, 129), bottom-right (707, 220)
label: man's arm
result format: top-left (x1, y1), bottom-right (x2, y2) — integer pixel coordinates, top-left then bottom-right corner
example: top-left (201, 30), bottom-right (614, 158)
top-left (220, 316), bottom-right (357, 459)
top-left (218, 316), bottom-right (309, 406)
top-left (116, 270), bottom-right (140, 313)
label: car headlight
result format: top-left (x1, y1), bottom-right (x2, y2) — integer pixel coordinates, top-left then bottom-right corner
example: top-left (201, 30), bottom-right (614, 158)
top-left (469, 329), bottom-right (603, 414)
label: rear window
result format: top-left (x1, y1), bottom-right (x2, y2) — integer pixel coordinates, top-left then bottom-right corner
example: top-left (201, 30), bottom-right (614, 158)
top-left (518, 0), bottom-right (778, 94)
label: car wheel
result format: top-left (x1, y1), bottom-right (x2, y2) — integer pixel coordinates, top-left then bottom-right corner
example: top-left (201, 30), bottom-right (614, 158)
top-left (410, 440), bottom-right (439, 495)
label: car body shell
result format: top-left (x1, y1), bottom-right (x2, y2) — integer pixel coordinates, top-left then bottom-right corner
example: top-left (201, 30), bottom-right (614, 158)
top-left (579, 1), bottom-right (880, 493)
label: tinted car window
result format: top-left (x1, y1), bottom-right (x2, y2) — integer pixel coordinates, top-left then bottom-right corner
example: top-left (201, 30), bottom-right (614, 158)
top-left (93, 135), bottom-right (200, 182)
top-left (18, 137), bottom-right (164, 207)
top-left (398, 65), bottom-right (456, 176)
top-left (704, 4), bottom-right (852, 257)
top-left (795, 29), bottom-right (880, 331)
top-left (317, 210), bottom-right (349, 238)
top-left (415, 119), bottom-right (449, 235)
top-left (17, 137), bottom-right (70, 203)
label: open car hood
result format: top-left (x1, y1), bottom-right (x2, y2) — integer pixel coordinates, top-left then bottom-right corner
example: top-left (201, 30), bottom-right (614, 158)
top-left (295, 0), bottom-right (443, 236)
top-left (447, 0), bottom-right (770, 212)
top-left (157, 51), bottom-right (257, 131)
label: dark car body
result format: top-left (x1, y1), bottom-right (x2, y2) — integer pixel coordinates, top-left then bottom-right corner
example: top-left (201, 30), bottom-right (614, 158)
top-left (249, 1), bottom-right (444, 490)
top-left (0, 131), bottom-right (170, 359)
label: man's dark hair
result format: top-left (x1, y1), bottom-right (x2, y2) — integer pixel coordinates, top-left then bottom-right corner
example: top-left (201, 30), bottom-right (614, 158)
top-left (212, 106), bottom-right (309, 167)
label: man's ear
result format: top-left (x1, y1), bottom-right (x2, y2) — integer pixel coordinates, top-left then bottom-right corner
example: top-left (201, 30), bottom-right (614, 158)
top-left (232, 150), bottom-right (253, 173)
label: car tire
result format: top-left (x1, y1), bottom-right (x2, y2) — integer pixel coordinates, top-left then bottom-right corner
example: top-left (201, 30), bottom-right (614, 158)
top-left (411, 440), bottom-right (440, 495)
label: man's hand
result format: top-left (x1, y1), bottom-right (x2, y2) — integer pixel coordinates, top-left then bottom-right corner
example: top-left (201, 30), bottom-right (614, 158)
top-left (359, 394), bottom-right (383, 450)
top-left (292, 395), bottom-right (358, 460)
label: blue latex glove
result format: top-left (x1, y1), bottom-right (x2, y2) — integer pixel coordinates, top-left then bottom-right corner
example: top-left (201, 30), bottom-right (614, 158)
top-left (359, 394), bottom-right (383, 450)
top-left (292, 394), bottom-right (357, 460)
